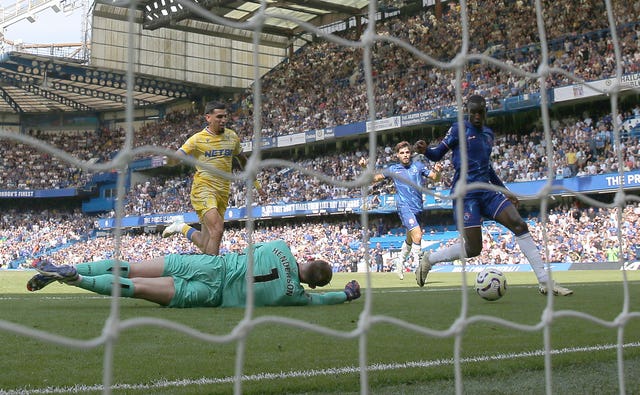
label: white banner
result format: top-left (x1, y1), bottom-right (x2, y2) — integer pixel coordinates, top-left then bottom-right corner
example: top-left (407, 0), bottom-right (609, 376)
top-left (554, 72), bottom-right (640, 102)
top-left (276, 132), bottom-right (306, 147)
top-left (366, 116), bottom-right (401, 133)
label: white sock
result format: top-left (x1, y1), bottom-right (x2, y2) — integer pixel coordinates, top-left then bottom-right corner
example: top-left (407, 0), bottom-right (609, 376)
top-left (410, 243), bottom-right (421, 256)
top-left (429, 242), bottom-right (464, 264)
top-left (400, 241), bottom-right (410, 259)
top-left (516, 233), bottom-right (548, 284)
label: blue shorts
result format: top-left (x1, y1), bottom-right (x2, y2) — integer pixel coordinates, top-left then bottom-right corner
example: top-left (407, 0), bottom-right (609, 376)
top-left (163, 254), bottom-right (224, 308)
top-left (397, 206), bottom-right (427, 232)
top-left (454, 190), bottom-right (510, 228)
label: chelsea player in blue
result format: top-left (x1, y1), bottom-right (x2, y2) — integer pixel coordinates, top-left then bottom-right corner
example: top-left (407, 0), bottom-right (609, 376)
top-left (415, 95), bottom-right (572, 296)
top-left (361, 141), bottom-right (441, 279)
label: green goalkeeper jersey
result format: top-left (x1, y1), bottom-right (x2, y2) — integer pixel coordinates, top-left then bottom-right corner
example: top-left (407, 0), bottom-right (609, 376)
top-left (221, 240), bottom-right (347, 307)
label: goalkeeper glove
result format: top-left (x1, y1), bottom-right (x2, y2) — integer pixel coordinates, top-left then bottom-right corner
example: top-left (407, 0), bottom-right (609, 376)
top-left (344, 280), bottom-right (361, 301)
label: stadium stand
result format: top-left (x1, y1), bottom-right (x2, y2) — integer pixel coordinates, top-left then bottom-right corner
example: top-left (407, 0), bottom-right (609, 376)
top-left (1, 0), bottom-right (639, 273)
top-left (3, 2), bottom-right (640, 394)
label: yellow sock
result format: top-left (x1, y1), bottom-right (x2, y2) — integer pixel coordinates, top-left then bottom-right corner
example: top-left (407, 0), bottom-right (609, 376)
top-left (182, 225), bottom-right (196, 241)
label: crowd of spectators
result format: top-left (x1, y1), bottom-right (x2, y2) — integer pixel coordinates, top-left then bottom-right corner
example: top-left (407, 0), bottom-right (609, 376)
top-left (491, 106), bottom-right (640, 183)
top-left (122, 176), bottom-right (192, 217)
top-left (2, 1), bottom-right (640, 271)
top-left (229, 0), bottom-right (640, 140)
top-left (0, 208), bottom-right (94, 268)
top-left (465, 203), bottom-right (640, 266)
top-left (0, 128), bottom-right (121, 190)
top-left (5, 101), bottom-right (640, 196)
top-left (2, 201), bottom-right (639, 272)
top-left (16, 106), bottom-right (634, 220)
top-left (1, 1), bottom-right (639, 191)
top-left (110, 106), bottom-right (640, 217)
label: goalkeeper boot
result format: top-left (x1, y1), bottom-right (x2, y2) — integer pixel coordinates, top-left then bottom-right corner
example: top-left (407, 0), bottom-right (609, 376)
top-left (26, 274), bottom-right (57, 292)
top-left (33, 259), bottom-right (78, 283)
top-left (538, 281), bottom-right (573, 296)
top-left (415, 251), bottom-right (432, 288)
top-left (162, 219), bottom-right (185, 238)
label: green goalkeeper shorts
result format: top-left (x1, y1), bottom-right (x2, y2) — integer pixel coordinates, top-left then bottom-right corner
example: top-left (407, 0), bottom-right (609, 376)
top-left (163, 254), bottom-right (225, 308)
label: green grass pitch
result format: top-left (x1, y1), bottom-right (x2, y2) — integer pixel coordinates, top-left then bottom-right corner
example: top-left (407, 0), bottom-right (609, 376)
top-left (1, 269), bottom-right (639, 394)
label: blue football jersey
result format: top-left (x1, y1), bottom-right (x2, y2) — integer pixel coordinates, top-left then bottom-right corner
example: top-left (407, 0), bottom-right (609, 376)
top-left (425, 120), bottom-right (503, 191)
top-left (385, 160), bottom-right (432, 212)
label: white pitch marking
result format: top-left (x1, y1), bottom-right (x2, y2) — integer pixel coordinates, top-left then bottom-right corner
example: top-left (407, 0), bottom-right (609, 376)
top-left (3, 342), bottom-right (638, 394)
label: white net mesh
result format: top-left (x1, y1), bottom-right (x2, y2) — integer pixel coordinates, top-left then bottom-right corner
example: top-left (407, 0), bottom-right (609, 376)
top-left (1, 1), bottom-right (640, 394)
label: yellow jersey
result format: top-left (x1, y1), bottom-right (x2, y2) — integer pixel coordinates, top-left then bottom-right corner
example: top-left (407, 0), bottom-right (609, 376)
top-left (179, 126), bottom-right (242, 201)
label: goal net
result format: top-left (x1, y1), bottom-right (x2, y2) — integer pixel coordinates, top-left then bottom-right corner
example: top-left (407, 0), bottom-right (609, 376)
top-left (1, 1), bottom-right (640, 394)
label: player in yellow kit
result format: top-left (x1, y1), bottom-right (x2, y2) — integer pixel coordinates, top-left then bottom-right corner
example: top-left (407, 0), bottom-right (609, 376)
top-left (163, 101), bottom-right (262, 254)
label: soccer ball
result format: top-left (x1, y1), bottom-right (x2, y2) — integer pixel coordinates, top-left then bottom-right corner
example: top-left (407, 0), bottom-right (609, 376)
top-left (474, 268), bottom-right (507, 301)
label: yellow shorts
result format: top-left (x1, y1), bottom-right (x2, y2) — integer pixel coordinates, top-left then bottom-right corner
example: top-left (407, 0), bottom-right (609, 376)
top-left (190, 188), bottom-right (228, 222)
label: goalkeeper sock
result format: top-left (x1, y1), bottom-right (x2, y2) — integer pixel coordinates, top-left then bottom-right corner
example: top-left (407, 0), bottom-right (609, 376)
top-left (429, 242), bottom-right (463, 264)
top-left (75, 260), bottom-right (131, 278)
top-left (76, 274), bottom-right (136, 298)
top-left (516, 233), bottom-right (548, 283)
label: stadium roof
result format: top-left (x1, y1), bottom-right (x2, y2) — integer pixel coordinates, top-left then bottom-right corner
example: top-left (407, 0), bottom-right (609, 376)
top-left (92, 0), bottom-right (373, 49)
top-left (132, 0), bottom-right (371, 41)
top-left (0, 0), bottom-right (375, 114)
top-left (0, 51), bottom-right (230, 114)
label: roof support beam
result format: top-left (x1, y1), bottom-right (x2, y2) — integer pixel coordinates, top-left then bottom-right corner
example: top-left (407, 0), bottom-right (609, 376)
top-left (0, 87), bottom-right (23, 113)
top-left (93, 6), bottom-right (289, 48)
top-left (28, 85), bottom-right (94, 112)
top-left (0, 72), bottom-right (92, 111)
top-left (4, 53), bottom-right (195, 99)
top-left (50, 80), bottom-right (155, 107)
top-left (293, 0), bottom-right (363, 15)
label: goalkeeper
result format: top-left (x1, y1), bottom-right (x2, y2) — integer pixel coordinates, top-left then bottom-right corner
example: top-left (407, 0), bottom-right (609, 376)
top-left (26, 240), bottom-right (361, 308)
